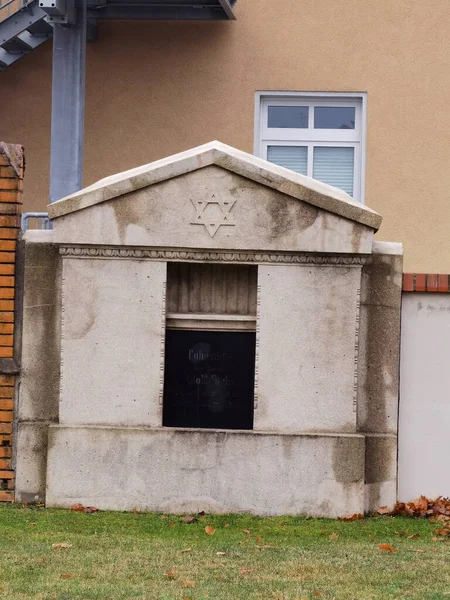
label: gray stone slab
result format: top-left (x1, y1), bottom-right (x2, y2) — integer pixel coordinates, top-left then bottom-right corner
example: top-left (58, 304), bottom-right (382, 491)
top-left (19, 236), bottom-right (60, 422)
top-left (51, 166), bottom-right (374, 255)
top-left (59, 258), bottom-right (166, 427)
top-left (46, 425), bottom-right (365, 517)
top-left (15, 422), bottom-right (50, 503)
top-left (255, 265), bottom-right (362, 433)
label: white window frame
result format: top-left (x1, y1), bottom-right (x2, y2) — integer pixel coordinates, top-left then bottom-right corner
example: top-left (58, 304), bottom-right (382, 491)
top-left (254, 92), bottom-right (367, 203)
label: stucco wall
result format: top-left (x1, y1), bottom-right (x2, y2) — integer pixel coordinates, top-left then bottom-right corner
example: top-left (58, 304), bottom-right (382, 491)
top-left (0, 0), bottom-right (446, 270)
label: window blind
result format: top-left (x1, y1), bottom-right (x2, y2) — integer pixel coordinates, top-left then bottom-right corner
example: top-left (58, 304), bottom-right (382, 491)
top-left (313, 147), bottom-right (355, 196)
top-left (267, 146), bottom-right (308, 176)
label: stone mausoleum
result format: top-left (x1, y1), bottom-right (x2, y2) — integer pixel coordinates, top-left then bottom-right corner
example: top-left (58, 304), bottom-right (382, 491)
top-left (16, 142), bottom-right (402, 517)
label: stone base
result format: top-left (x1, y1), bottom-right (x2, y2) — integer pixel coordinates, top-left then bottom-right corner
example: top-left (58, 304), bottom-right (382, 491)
top-left (46, 425), bottom-right (365, 517)
top-left (15, 421), bottom-right (51, 503)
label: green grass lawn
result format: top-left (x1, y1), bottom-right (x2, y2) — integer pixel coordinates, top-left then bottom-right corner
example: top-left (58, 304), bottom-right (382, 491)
top-left (0, 505), bottom-right (449, 600)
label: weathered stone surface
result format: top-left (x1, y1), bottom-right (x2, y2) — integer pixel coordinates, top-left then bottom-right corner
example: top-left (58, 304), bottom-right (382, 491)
top-left (46, 425), bottom-right (365, 517)
top-left (15, 422), bottom-right (49, 503)
top-left (364, 433), bottom-right (397, 512)
top-left (48, 141), bottom-right (382, 230)
top-left (51, 166), bottom-right (374, 254)
top-left (19, 232), bottom-right (60, 422)
top-left (256, 265), bottom-right (362, 433)
top-left (357, 241), bottom-right (403, 435)
top-left (59, 258), bottom-right (166, 427)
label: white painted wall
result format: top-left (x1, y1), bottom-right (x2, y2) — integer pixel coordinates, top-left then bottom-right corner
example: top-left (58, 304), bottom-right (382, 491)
top-left (398, 293), bottom-right (450, 501)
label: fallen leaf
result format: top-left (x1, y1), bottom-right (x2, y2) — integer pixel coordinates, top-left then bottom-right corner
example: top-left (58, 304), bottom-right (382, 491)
top-left (256, 536), bottom-right (263, 544)
top-left (205, 526), bottom-right (216, 535)
top-left (431, 548), bottom-right (437, 552)
top-left (239, 569), bottom-right (253, 575)
top-left (243, 529), bottom-right (251, 535)
top-left (182, 580), bottom-right (196, 588)
top-left (181, 515), bottom-right (197, 524)
top-left (340, 513), bottom-right (364, 521)
top-left (28, 522), bottom-right (37, 526)
top-left (70, 504), bottom-right (84, 512)
top-left (379, 544), bottom-right (398, 553)
top-left (224, 523), bottom-right (229, 529)
top-left (169, 521), bottom-right (175, 528)
top-left (52, 543), bottom-right (72, 549)
top-left (407, 533), bottom-right (420, 539)
top-left (416, 495), bottom-right (428, 512)
top-left (83, 506), bottom-right (98, 514)
top-left (329, 532), bottom-right (338, 540)
top-left (216, 551), bottom-right (226, 556)
top-left (160, 515), bottom-right (168, 520)
top-left (164, 571), bottom-right (176, 579)
top-left (181, 548), bottom-right (192, 553)
top-left (313, 593), bottom-right (323, 598)
top-left (377, 506), bottom-right (390, 515)
top-left (60, 573), bottom-right (73, 579)
top-left (257, 545), bottom-right (277, 550)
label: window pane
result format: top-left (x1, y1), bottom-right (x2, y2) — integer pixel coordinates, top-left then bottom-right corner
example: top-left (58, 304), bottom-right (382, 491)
top-left (314, 107), bottom-right (355, 129)
top-left (267, 146), bottom-right (308, 175)
top-left (268, 106), bottom-right (309, 128)
top-left (313, 147), bottom-right (354, 196)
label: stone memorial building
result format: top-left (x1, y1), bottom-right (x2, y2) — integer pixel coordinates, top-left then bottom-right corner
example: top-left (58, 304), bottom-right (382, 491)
top-left (16, 142), bottom-right (402, 517)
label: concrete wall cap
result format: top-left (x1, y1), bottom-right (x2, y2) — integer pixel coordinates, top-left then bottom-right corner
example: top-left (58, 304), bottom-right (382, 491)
top-left (23, 230), bottom-right (54, 244)
top-left (372, 241), bottom-right (404, 255)
top-left (48, 141), bottom-right (382, 231)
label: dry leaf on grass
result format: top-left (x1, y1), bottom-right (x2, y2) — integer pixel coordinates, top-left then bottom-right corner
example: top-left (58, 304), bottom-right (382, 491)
top-left (60, 573), bottom-right (73, 579)
top-left (256, 536), bottom-right (263, 543)
top-left (205, 526), bottom-right (216, 535)
top-left (216, 551), bottom-right (226, 556)
top-left (52, 543), bottom-right (72, 549)
top-left (377, 506), bottom-right (390, 515)
top-left (382, 495), bottom-right (450, 519)
top-left (329, 532), bottom-right (339, 540)
top-left (407, 533), bottom-right (420, 539)
top-left (339, 513), bottom-right (364, 521)
top-left (239, 569), bottom-right (253, 575)
top-left (257, 545), bottom-right (277, 550)
top-left (70, 503), bottom-right (98, 514)
top-left (180, 548), bottom-right (192, 553)
top-left (379, 544), bottom-right (398, 553)
top-left (243, 529), bottom-right (251, 535)
top-left (181, 515), bottom-right (197, 524)
top-left (169, 521), bottom-right (175, 528)
top-left (164, 571), bottom-right (176, 579)
top-left (182, 580), bottom-right (196, 588)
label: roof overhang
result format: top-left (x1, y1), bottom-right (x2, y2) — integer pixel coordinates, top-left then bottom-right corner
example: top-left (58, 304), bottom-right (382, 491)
top-left (86, 0), bottom-right (236, 20)
top-left (48, 141), bottom-right (382, 231)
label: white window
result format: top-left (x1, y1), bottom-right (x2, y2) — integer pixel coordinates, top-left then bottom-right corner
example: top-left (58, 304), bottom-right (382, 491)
top-left (254, 92), bottom-right (367, 202)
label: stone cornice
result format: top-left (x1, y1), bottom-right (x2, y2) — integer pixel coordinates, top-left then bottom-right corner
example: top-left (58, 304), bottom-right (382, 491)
top-left (59, 246), bottom-right (368, 266)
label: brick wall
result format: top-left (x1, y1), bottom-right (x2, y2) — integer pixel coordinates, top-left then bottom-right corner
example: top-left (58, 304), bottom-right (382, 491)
top-left (403, 274), bottom-right (450, 292)
top-left (0, 142), bottom-right (24, 502)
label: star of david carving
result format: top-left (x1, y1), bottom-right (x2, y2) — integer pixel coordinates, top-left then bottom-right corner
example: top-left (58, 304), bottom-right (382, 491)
top-left (190, 195), bottom-right (236, 238)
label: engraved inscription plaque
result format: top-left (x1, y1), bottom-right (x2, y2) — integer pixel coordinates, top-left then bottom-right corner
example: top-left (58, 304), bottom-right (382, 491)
top-left (163, 330), bottom-right (255, 430)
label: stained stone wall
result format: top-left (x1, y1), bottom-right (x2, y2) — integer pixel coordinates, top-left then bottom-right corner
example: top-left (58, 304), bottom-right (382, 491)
top-left (16, 142), bottom-right (402, 516)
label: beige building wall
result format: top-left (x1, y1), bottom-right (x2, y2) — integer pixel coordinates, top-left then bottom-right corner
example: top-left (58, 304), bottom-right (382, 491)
top-left (0, 0), bottom-right (448, 272)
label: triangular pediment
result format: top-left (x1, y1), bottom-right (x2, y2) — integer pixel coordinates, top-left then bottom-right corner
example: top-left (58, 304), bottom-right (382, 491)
top-left (48, 141), bottom-right (381, 231)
